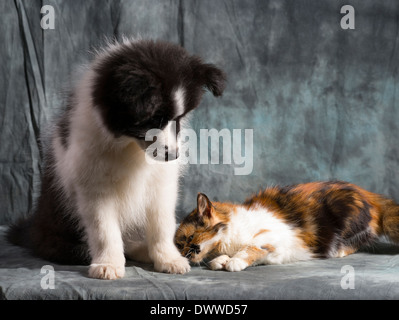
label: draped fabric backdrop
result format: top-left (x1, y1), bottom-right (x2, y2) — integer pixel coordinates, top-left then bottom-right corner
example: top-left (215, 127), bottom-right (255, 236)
top-left (1, 0), bottom-right (398, 224)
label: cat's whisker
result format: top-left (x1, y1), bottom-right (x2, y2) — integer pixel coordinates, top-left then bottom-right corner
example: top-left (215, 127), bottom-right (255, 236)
top-left (185, 248), bottom-right (194, 259)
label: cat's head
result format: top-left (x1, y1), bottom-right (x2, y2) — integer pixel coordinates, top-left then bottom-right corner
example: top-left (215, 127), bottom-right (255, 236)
top-left (175, 193), bottom-right (230, 263)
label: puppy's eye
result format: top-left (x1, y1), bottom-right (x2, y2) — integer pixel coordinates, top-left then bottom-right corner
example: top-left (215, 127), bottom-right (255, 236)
top-left (176, 243), bottom-right (183, 250)
top-left (188, 235), bottom-right (194, 242)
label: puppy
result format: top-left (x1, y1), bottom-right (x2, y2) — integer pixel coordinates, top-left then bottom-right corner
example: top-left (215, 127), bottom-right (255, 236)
top-left (7, 38), bottom-right (226, 279)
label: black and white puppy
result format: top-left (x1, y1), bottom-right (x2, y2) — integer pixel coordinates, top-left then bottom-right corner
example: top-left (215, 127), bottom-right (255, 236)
top-left (7, 38), bottom-right (226, 279)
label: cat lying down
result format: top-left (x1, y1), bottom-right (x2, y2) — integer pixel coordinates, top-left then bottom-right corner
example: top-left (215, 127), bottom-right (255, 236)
top-left (175, 181), bottom-right (399, 272)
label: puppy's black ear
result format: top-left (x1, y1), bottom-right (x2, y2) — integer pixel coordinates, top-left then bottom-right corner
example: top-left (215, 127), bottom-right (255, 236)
top-left (200, 64), bottom-right (226, 97)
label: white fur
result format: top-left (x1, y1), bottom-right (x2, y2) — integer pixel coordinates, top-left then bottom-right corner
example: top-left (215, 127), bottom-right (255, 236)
top-left (173, 87), bottom-right (185, 118)
top-left (52, 60), bottom-right (190, 279)
top-left (206, 206), bottom-right (313, 272)
top-left (164, 120), bottom-right (179, 155)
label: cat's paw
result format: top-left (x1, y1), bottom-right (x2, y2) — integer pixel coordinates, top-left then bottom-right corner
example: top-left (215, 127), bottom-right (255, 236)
top-left (154, 255), bottom-right (191, 274)
top-left (209, 255), bottom-right (231, 270)
top-left (88, 263), bottom-right (125, 280)
top-left (225, 258), bottom-right (248, 272)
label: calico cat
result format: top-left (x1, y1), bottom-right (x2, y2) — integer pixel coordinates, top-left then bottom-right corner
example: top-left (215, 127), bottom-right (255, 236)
top-left (175, 181), bottom-right (399, 272)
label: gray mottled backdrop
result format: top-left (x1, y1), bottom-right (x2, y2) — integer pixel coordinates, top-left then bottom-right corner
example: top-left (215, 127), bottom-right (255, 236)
top-left (0, 0), bottom-right (398, 224)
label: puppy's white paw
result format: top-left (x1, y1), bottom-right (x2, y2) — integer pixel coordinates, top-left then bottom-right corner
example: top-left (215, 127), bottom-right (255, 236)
top-left (89, 263), bottom-right (125, 280)
top-left (225, 258), bottom-right (248, 272)
top-left (209, 255), bottom-right (231, 270)
top-left (154, 255), bottom-right (191, 274)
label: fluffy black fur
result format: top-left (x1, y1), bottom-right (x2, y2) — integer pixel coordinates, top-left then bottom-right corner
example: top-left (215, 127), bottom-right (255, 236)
top-left (92, 40), bottom-right (226, 140)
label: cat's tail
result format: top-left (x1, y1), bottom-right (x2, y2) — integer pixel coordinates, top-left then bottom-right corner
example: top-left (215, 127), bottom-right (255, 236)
top-left (377, 197), bottom-right (399, 243)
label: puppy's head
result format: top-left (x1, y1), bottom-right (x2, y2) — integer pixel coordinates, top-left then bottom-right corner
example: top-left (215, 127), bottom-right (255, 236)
top-left (91, 39), bottom-right (226, 161)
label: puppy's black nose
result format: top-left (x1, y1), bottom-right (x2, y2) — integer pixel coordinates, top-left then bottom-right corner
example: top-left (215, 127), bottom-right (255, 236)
top-left (190, 244), bottom-right (201, 254)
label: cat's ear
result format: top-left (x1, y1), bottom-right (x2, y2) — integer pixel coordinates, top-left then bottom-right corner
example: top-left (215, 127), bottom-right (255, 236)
top-left (197, 193), bottom-right (212, 219)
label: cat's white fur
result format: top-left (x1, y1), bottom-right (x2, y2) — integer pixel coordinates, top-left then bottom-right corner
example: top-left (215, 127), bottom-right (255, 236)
top-left (52, 67), bottom-right (190, 279)
top-left (206, 206), bottom-right (313, 272)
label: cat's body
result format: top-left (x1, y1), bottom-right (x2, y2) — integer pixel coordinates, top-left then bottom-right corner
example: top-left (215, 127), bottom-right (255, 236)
top-left (175, 181), bottom-right (399, 272)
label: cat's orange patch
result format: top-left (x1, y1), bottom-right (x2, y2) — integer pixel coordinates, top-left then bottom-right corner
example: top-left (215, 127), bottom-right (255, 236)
top-left (292, 182), bottom-right (323, 195)
top-left (298, 230), bottom-right (318, 248)
top-left (336, 247), bottom-right (357, 258)
top-left (211, 202), bottom-right (235, 224)
top-left (242, 245), bottom-right (269, 265)
top-left (253, 229), bottom-right (269, 238)
top-left (358, 189), bottom-right (383, 235)
top-left (368, 208), bottom-right (381, 234)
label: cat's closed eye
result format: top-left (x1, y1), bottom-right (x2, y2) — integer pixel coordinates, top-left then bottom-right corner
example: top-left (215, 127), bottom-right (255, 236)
top-left (175, 234), bottom-right (194, 251)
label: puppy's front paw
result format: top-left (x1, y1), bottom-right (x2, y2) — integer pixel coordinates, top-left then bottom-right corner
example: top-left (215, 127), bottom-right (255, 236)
top-left (225, 258), bottom-right (248, 272)
top-left (209, 255), bottom-right (230, 270)
top-left (154, 255), bottom-right (191, 274)
top-left (89, 263), bottom-right (125, 280)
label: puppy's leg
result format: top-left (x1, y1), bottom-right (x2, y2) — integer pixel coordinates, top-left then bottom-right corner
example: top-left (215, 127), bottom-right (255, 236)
top-left (78, 196), bottom-right (126, 280)
top-left (146, 181), bottom-right (190, 274)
